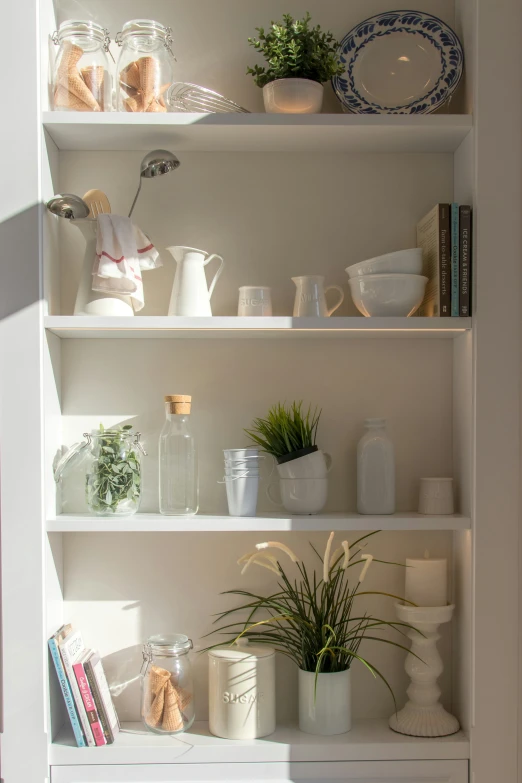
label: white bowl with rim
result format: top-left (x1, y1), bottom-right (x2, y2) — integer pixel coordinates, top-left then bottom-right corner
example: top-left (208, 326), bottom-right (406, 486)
top-left (348, 274), bottom-right (428, 317)
top-left (345, 248), bottom-right (423, 278)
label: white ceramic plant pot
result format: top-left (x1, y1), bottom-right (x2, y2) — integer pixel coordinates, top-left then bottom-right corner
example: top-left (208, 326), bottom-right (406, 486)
top-left (268, 477), bottom-right (328, 515)
top-left (262, 79), bottom-right (324, 114)
top-left (277, 449), bottom-right (332, 479)
top-left (299, 669), bottom-right (351, 735)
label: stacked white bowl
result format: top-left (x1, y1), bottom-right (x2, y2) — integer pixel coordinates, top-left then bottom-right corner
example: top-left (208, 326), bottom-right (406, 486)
top-left (222, 448), bottom-right (261, 517)
top-left (345, 248), bottom-right (428, 317)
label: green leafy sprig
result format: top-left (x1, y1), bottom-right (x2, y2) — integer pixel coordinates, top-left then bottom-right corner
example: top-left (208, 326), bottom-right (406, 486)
top-left (247, 12), bottom-right (344, 88)
top-left (86, 424), bottom-right (141, 514)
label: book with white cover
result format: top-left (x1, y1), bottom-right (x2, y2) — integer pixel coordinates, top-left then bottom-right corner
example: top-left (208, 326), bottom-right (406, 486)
top-left (85, 650), bottom-right (120, 743)
top-left (58, 628), bottom-right (95, 746)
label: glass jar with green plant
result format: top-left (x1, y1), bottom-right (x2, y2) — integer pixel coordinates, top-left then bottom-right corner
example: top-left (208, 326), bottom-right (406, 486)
top-left (247, 13), bottom-right (344, 114)
top-left (206, 531), bottom-right (418, 735)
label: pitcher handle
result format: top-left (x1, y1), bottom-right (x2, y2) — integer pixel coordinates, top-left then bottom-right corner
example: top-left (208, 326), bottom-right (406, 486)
top-left (205, 254), bottom-right (225, 299)
top-left (325, 285), bottom-right (344, 316)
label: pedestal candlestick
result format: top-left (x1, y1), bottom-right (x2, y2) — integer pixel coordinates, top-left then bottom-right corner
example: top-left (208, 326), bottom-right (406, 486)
top-left (389, 603), bottom-right (460, 737)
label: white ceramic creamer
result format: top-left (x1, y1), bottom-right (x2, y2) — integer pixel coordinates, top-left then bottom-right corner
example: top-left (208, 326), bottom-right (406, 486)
top-left (208, 645), bottom-right (275, 739)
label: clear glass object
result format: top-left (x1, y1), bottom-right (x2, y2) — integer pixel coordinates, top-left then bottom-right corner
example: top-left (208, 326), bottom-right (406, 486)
top-left (141, 634), bottom-right (195, 735)
top-left (159, 396), bottom-right (199, 515)
top-left (357, 418), bottom-right (396, 515)
top-left (54, 426), bottom-right (147, 516)
top-left (52, 20), bottom-right (112, 112)
top-left (116, 19), bottom-right (175, 113)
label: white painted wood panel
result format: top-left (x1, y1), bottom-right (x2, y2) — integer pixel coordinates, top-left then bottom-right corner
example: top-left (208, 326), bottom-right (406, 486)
top-left (61, 530), bottom-right (453, 725)
top-left (50, 759), bottom-right (469, 783)
top-left (56, 151), bottom-right (454, 319)
top-left (57, 338), bottom-right (454, 516)
top-left (50, 718), bottom-right (469, 765)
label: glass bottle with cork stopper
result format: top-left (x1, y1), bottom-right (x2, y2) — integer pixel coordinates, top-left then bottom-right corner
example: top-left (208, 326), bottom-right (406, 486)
top-left (159, 395), bottom-right (199, 516)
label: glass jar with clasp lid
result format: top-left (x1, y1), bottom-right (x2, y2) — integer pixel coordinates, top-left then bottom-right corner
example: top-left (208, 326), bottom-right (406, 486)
top-left (116, 20), bottom-right (175, 112)
top-left (141, 634), bottom-right (195, 735)
top-left (54, 426), bottom-right (147, 516)
top-left (52, 20), bottom-right (112, 111)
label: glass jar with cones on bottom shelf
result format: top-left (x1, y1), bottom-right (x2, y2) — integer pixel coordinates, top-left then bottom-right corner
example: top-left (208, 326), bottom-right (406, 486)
top-left (116, 20), bottom-right (175, 113)
top-left (52, 20), bottom-right (112, 111)
top-left (141, 634), bottom-right (195, 735)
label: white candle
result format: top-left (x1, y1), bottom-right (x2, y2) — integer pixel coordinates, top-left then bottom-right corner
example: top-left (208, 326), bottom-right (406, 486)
top-left (405, 550), bottom-right (447, 607)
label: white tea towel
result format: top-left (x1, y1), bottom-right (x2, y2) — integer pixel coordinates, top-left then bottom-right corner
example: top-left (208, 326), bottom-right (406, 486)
top-left (92, 214), bottom-right (162, 311)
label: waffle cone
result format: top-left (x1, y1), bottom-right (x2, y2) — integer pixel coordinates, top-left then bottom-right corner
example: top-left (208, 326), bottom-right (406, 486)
top-left (176, 686), bottom-right (192, 712)
top-left (147, 685), bottom-right (166, 727)
top-left (138, 56), bottom-right (160, 110)
top-left (81, 66), bottom-right (105, 109)
top-left (124, 95), bottom-right (142, 112)
top-left (146, 99), bottom-right (166, 113)
top-left (120, 61), bottom-right (141, 91)
top-left (162, 680), bottom-right (183, 732)
top-left (57, 41), bottom-right (83, 78)
top-left (149, 665), bottom-right (171, 696)
top-left (54, 84), bottom-right (92, 111)
top-left (59, 71), bottom-right (100, 111)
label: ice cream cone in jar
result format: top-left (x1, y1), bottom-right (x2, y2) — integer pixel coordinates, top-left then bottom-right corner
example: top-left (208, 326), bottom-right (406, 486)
top-left (51, 21), bottom-right (112, 112)
top-left (115, 20), bottom-right (175, 112)
top-left (141, 634), bottom-right (195, 735)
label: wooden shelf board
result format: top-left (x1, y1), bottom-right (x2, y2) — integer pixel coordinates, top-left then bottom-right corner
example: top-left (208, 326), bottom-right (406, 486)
top-left (44, 316), bottom-right (472, 339)
top-left (46, 512), bottom-right (471, 533)
top-left (42, 112), bottom-right (473, 153)
top-left (50, 719), bottom-right (469, 765)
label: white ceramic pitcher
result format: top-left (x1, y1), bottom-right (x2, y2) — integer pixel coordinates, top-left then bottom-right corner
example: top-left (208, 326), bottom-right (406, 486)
top-left (292, 275), bottom-right (344, 317)
top-left (167, 246), bottom-right (224, 316)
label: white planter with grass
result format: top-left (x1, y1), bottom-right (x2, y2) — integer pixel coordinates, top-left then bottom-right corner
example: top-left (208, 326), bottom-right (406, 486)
top-left (298, 668), bottom-right (352, 735)
top-left (262, 78), bottom-right (324, 114)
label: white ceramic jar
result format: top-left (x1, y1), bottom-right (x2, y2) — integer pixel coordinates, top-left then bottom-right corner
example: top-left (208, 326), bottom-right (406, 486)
top-left (357, 418), bottom-right (395, 515)
top-left (208, 645), bottom-right (275, 739)
top-left (299, 669), bottom-right (351, 735)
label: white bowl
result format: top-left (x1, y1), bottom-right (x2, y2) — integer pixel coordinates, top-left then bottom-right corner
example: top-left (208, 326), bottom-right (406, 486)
top-left (348, 274), bottom-right (428, 317)
top-left (345, 248), bottom-right (423, 278)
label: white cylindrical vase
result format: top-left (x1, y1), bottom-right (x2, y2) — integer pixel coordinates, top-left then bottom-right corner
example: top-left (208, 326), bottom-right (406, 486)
top-left (298, 669), bottom-right (351, 735)
top-left (208, 645), bottom-right (276, 739)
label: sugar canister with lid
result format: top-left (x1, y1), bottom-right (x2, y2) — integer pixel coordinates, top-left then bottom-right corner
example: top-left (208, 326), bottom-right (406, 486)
top-left (208, 644), bottom-right (276, 739)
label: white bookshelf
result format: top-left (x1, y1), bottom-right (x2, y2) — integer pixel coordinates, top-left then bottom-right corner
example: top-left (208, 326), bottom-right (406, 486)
top-left (43, 112), bottom-right (473, 153)
top-left (50, 719), bottom-right (470, 765)
top-left (47, 512), bottom-right (471, 533)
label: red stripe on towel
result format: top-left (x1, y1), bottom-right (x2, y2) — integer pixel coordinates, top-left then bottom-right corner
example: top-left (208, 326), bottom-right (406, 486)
top-left (137, 244), bottom-right (154, 254)
top-left (96, 251), bottom-right (124, 264)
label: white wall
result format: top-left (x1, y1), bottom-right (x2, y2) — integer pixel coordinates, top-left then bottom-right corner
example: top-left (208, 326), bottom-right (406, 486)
top-left (57, 151), bottom-right (454, 317)
top-left (63, 529), bottom-right (454, 723)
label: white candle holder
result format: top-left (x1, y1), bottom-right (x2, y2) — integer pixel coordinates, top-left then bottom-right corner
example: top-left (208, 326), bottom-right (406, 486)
top-left (389, 603), bottom-right (460, 737)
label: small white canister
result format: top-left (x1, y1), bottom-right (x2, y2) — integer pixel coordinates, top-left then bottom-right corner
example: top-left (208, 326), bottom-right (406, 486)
top-left (208, 644), bottom-right (276, 739)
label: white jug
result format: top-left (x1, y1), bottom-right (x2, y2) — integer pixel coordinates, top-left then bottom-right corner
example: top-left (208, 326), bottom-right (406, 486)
top-left (73, 219), bottom-right (134, 316)
top-left (292, 275), bottom-right (344, 317)
top-left (167, 246), bottom-right (224, 316)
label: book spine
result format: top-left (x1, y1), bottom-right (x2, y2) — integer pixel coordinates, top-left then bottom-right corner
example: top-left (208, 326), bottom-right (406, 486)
top-left (439, 204), bottom-right (451, 316)
top-left (459, 206), bottom-right (472, 316)
top-left (451, 203), bottom-right (460, 316)
top-left (73, 662), bottom-right (107, 746)
top-left (60, 642), bottom-right (95, 747)
top-left (48, 639), bottom-right (86, 748)
top-left (85, 660), bottom-right (114, 744)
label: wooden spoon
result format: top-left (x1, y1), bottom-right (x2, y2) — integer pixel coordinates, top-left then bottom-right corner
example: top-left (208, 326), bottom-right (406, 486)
top-left (83, 189), bottom-right (111, 218)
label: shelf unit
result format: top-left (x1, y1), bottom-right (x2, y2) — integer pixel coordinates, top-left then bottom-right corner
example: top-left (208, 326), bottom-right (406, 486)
top-left (2, 0), bottom-right (522, 781)
top-left (43, 112), bottom-right (473, 153)
top-left (46, 512), bottom-right (472, 533)
top-left (45, 316), bottom-right (472, 339)
top-left (50, 719), bottom-right (470, 765)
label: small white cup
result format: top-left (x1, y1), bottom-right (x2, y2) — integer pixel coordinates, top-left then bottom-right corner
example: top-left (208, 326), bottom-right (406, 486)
top-left (418, 478), bottom-right (454, 515)
top-left (238, 287), bottom-right (273, 317)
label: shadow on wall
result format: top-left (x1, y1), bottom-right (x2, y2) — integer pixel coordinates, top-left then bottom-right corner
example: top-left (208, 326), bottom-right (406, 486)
top-left (0, 204), bottom-right (41, 321)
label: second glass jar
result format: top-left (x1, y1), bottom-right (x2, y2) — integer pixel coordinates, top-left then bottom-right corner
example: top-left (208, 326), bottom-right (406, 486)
top-left (159, 395), bottom-right (199, 515)
top-left (116, 19), bottom-right (175, 112)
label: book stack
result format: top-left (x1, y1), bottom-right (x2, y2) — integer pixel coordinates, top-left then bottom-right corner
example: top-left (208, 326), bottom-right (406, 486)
top-left (416, 204), bottom-right (473, 317)
top-left (49, 625), bottom-right (120, 747)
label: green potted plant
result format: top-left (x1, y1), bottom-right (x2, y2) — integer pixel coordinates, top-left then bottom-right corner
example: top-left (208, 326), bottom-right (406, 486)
top-left (207, 531), bottom-right (416, 735)
top-left (247, 12), bottom-right (344, 114)
top-left (246, 401), bottom-right (331, 514)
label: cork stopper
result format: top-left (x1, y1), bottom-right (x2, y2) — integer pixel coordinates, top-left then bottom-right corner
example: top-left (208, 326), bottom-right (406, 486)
top-left (165, 395), bottom-right (191, 414)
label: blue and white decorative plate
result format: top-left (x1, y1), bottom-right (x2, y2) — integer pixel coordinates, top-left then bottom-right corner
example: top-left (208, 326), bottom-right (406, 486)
top-left (332, 10), bottom-right (464, 114)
